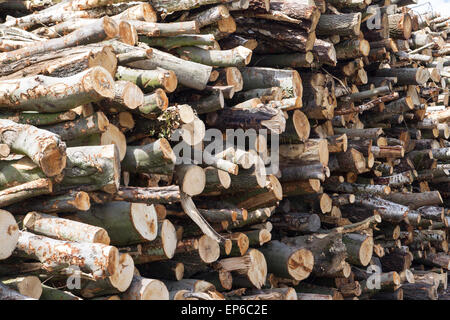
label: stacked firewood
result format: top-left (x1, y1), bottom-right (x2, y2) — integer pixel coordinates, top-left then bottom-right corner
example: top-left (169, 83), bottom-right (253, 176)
top-left (0, 0), bottom-right (450, 301)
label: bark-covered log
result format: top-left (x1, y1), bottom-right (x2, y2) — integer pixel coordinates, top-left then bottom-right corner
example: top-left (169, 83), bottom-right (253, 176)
top-left (122, 138), bottom-right (175, 175)
top-left (259, 240), bottom-right (314, 281)
top-left (317, 13), bottom-right (361, 37)
top-left (0, 119), bottom-right (66, 177)
top-left (176, 46), bottom-right (252, 67)
top-left (282, 232), bottom-right (347, 278)
top-left (115, 66), bottom-right (177, 93)
top-left (240, 67), bottom-right (302, 98)
top-left (0, 17), bottom-right (119, 70)
top-left (62, 202), bottom-right (158, 246)
top-left (6, 190), bottom-right (90, 214)
top-left (58, 144), bottom-right (121, 194)
top-left (213, 249), bottom-right (267, 289)
top-left (0, 166), bottom-right (50, 202)
top-left (121, 275), bottom-right (169, 300)
top-left (15, 231), bottom-right (118, 279)
top-left (77, 253), bottom-right (134, 298)
top-left (23, 211), bottom-right (110, 244)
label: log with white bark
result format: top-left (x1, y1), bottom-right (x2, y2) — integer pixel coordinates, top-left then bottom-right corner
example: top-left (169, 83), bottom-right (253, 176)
top-left (0, 119), bottom-right (66, 177)
top-left (0, 209), bottom-right (19, 260)
top-left (15, 231), bottom-right (119, 279)
top-left (0, 67), bottom-right (115, 113)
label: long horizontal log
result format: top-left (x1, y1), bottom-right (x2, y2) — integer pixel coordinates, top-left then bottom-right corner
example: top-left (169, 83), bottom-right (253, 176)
top-left (63, 202), bottom-right (158, 246)
top-left (24, 211), bottom-right (110, 244)
top-left (0, 209), bottom-right (19, 260)
top-left (0, 178), bottom-right (53, 207)
top-left (0, 17), bottom-right (119, 71)
top-left (15, 231), bottom-right (118, 279)
top-left (175, 46), bottom-right (252, 67)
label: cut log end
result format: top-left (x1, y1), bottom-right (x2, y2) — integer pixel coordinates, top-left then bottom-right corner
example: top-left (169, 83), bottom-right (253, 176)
top-left (131, 203), bottom-right (158, 242)
top-left (0, 210), bottom-right (19, 260)
top-left (161, 70), bottom-right (178, 93)
top-left (109, 253), bottom-right (135, 292)
top-left (122, 81), bottom-right (145, 110)
top-left (288, 248), bottom-right (314, 281)
top-left (247, 249), bottom-right (267, 289)
top-left (101, 124), bottom-right (127, 161)
top-left (119, 21), bottom-right (138, 46)
top-left (359, 236), bottom-right (374, 267)
top-left (159, 138), bottom-right (176, 163)
top-left (293, 110), bottom-right (311, 142)
top-left (259, 229), bottom-right (272, 245)
top-left (86, 66), bottom-right (116, 100)
top-left (320, 193), bottom-right (333, 213)
top-left (177, 165), bottom-right (206, 196)
top-left (161, 219), bottom-right (177, 260)
top-left (10, 276), bottom-right (42, 299)
top-left (199, 235), bottom-right (221, 264)
top-left (40, 143), bottom-right (67, 178)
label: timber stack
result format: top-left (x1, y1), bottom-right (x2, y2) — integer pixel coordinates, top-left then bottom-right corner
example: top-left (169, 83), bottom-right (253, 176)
top-left (0, 0), bottom-right (450, 301)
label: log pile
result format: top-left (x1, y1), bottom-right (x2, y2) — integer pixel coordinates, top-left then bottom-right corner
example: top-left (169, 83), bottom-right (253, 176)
top-left (0, 0), bottom-right (450, 301)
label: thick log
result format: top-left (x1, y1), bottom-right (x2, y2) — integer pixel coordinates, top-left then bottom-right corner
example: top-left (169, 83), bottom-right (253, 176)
top-left (0, 178), bottom-right (52, 207)
top-left (59, 145), bottom-right (120, 194)
top-left (282, 233), bottom-right (347, 278)
top-left (213, 249), bottom-right (267, 289)
top-left (335, 39), bottom-right (370, 60)
top-left (240, 67), bottom-right (302, 98)
top-left (382, 191), bottom-right (443, 209)
top-left (115, 66), bottom-right (177, 93)
top-left (122, 139), bottom-right (175, 175)
top-left (121, 275), bottom-right (169, 300)
top-left (23, 211), bottom-right (110, 244)
top-left (342, 233), bottom-right (373, 267)
top-left (15, 231), bottom-right (118, 279)
top-left (388, 13), bottom-right (412, 40)
top-left (259, 240), bottom-right (314, 281)
top-left (176, 46), bottom-right (252, 67)
top-left (375, 67), bottom-right (430, 85)
top-left (353, 195), bottom-right (408, 223)
top-left (63, 202), bottom-right (158, 246)
top-left (44, 111), bottom-right (109, 141)
top-left (6, 190), bottom-right (89, 214)
top-left (317, 13), bottom-right (361, 37)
